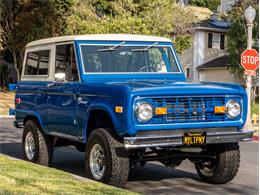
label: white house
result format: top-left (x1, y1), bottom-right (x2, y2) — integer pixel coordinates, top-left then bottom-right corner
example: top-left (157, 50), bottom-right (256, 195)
top-left (179, 14), bottom-right (245, 85)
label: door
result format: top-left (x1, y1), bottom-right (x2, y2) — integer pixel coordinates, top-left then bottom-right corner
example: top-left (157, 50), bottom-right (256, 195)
top-left (47, 43), bottom-right (80, 136)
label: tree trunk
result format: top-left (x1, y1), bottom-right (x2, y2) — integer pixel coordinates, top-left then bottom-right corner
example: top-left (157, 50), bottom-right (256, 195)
top-left (13, 52), bottom-right (20, 82)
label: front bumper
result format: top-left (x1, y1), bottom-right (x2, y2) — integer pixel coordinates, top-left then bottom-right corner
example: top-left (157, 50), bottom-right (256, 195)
top-left (124, 128), bottom-right (253, 149)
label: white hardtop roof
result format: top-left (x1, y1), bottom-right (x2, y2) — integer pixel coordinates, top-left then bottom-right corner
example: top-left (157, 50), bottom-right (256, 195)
top-left (26, 34), bottom-right (172, 47)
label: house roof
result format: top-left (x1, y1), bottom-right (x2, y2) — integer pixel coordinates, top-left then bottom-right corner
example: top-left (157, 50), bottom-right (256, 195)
top-left (192, 18), bottom-right (231, 33)
top-left (26, 34), bottom-right (172, 47)
top-left (196, 55), bottom-right (229, 70)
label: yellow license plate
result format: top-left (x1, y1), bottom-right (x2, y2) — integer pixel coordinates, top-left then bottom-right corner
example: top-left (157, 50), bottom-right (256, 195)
top-left (183, 132), bottom-right (206, 145)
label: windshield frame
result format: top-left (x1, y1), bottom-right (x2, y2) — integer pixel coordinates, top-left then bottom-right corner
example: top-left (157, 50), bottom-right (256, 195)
top-left (77, 41), bottom-right (183, 76)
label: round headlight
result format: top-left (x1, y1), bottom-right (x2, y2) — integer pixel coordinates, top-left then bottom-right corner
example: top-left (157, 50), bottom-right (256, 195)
top-left (135, 102), bottom-right (153, 122)
top-left (226, 99), bottom-right (241, 118)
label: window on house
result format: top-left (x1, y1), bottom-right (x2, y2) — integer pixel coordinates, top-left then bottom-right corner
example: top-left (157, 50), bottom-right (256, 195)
top-left (186, 68), bottom-right (190, 79)
top-left (55, 44), bottom-right (79, 81)
top-left (24, 50), bottom-right (50, 76)
top-left (208, 33), bottom-right (225, 50)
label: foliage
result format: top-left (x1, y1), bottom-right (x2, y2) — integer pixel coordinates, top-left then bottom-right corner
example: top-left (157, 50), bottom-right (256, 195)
top-left (251, 103), bottom-right (259, 115)
top-left (1, 0), bottom-right (207, 81)
top-left (174, 35), bottom-right (192, 54)
top-left (0, 0), bottom-right (77, 80)
top-left (65, 0), bottom-right (200, 54)
top-left (226, 0), bottom-right (259, 76)
top-left (0, 155), bottom-right (135, 195)
top-left (189, 0), bottom-right (220, 11)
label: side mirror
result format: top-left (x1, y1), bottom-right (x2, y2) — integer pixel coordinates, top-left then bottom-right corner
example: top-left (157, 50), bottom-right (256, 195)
top-left (54, 73), bottom-right (66, 82)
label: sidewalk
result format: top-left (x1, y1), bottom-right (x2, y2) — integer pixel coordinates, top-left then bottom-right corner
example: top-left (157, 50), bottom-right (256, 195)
top-left (0, 92), bottom-right (15, 116)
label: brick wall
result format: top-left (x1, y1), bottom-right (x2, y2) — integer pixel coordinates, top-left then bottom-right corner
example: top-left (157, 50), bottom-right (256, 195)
top-left (178, 47), bottom-right (193, 79)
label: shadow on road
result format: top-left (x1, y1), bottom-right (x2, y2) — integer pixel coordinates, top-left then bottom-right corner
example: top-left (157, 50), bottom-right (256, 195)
top-left (0, 142), bottom-right (257, 194)
top-left (0, 142), bottom-right (198, 181)
top-left (0, 143), bottom-right (23, 159)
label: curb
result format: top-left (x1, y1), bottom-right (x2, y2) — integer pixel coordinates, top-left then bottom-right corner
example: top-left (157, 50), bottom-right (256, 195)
top-left (0, 115), bottom-right (15, 119)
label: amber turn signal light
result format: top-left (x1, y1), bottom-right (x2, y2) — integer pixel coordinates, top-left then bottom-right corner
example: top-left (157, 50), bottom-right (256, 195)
top-left (115, 106), bottom-right (123, 113)
top-left (155, 107), bottom-right (167, 115)
top-left (214, 106), bottom-right (226, 113)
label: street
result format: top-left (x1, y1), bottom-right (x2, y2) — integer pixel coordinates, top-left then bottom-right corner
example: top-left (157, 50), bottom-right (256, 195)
top-left (0, 118), bottom-right (259, 195)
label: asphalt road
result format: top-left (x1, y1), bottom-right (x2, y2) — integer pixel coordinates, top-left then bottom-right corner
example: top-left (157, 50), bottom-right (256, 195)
top-left (0, 118), bottom-right (259, 195)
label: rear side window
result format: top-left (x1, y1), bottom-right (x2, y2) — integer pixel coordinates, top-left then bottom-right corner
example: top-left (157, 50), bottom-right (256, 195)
top-left (24, 50), bottom-right (50, 75)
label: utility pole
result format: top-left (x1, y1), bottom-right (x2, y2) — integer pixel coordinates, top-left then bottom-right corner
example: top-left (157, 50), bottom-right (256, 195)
top-left (243, 6), bottom-right (256, 131)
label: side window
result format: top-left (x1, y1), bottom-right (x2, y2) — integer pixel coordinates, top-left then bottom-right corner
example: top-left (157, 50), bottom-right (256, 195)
top-left (24, 50), bottom-right (50, 75)
top-left (55, 44), bottom-right (79, 81)
top-left (166, 47), bottom-right (179, 72)
top-left (148, 48), bottom-right (167, 72)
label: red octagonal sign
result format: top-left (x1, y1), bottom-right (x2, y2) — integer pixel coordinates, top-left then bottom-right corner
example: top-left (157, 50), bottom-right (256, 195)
top-left (241, 49), bottom-right (259, 71)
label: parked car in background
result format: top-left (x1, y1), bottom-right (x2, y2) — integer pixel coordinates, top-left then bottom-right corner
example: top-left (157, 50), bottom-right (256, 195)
top-left (14, 34), bottom-right (253, 188)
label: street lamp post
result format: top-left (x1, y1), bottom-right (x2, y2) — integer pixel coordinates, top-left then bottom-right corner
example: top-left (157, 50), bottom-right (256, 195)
top-left (244, 6), bottom-right (256, 130)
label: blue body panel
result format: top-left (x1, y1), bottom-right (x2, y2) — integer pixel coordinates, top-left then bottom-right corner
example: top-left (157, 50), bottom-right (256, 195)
top-left (15, 40), bottom-right (248, 143)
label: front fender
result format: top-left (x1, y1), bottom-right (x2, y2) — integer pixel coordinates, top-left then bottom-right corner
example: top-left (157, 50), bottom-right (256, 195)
top-left (83, 102), bottom-right (125, 141)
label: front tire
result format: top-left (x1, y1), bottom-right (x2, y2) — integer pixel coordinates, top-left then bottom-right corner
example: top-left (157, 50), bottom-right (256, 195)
top-left (195, 143), bottom-right (240, 184)
top-left (85, 128), bottom-right (129, 188)
top-left (22, 120), bottom-right (53, 166)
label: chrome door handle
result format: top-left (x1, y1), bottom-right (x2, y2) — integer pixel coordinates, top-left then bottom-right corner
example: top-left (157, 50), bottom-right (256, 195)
top-left (77, 97), bottom-right (88, 104)
top-left (47, 82), bottom-right (55, 88)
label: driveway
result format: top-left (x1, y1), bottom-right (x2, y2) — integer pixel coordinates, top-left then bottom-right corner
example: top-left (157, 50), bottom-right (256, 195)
top-left (0, 118), bottom-right (258, 194)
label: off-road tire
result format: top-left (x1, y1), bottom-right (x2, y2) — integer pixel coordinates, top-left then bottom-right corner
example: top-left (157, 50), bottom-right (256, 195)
top-left (22, 120), bottom-right (53, 166)
top-left (85, 128), bottom-right (129, 188)
top-left (195, 143), bottom-right (240, 184)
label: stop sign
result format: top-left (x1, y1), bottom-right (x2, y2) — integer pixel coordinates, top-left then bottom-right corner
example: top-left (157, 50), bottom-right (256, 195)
top-left (241, 49), bottom-right (259, 70)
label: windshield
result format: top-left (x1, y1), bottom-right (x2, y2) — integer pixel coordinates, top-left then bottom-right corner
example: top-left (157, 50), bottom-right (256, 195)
top-left (80, 44), bottom-right (180, 73)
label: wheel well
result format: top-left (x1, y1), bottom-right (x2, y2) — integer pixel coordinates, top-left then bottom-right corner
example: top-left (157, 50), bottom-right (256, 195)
top-left (86, 109), bottom-right (114, 138)
top-left (24, 115), bottom-right (39, 126)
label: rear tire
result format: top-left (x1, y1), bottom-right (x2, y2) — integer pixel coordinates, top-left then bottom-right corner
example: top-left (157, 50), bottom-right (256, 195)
top-left (85, 128), bottom-right (129, 188)
top-left (195, 143), bottom-right (240, 184)
top-left (22, 120), bottom-right (53, 166)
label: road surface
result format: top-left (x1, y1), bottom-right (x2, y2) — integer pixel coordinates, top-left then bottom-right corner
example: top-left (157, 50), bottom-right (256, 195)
top-left (0, 118), bottom-right (258, 194)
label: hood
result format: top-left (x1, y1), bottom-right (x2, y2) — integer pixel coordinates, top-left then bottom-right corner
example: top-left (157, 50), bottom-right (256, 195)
top-left (105, 80), bottom-right (245, 96)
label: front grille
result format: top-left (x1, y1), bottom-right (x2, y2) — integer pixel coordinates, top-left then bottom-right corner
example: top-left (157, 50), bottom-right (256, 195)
top-left (151, 96), bottom-right (226, 124)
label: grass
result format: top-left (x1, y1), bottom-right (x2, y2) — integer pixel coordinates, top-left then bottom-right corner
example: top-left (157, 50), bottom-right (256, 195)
top-left (251, 103), bottom-right (259, 115)
top-left (0, 155), bottom-right (137, 195)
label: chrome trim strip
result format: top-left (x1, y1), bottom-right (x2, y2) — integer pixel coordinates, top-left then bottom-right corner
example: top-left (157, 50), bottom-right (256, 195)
top-left (17, 90), bottom-right (113, 98)
top-left (124, 130), bottom-right (253, 149)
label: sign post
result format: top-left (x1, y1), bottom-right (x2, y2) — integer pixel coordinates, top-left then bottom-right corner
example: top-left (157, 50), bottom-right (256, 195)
top-left (241, 49), bottom-right (259, 130)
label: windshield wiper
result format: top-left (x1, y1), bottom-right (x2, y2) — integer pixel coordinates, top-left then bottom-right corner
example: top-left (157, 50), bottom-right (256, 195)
top-left (131, 42), bottom-right (158, 52)
top-left (97, 41), bottom-right (125, 52)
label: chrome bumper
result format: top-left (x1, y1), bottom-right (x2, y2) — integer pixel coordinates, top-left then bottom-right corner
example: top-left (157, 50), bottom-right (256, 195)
top-left (124, 130), bottom-right (254, 149)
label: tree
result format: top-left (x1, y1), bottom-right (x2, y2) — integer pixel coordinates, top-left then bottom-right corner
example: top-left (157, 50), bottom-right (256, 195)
top-left (0, 1), bottom-right (22, 81)
top-left (0, 0), bottom-right (76, 81)
top-left (226, 0), bottom-right (259, 102)
top-left (189, 0), bottom-right (220, 11)
top-left (226, 0), bottom-right (259, 76)
top-left (65, 0), bottom-right (201, 54)
top-left (0, 0), bottom-right (208, 82)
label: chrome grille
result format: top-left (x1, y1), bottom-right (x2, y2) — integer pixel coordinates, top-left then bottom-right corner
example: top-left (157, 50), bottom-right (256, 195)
top-left (151, 96), bottom-right (226, 123)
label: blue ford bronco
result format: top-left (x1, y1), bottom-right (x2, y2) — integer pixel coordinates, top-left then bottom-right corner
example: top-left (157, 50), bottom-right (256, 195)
top-left (15, 34), bottom-right (253, 188)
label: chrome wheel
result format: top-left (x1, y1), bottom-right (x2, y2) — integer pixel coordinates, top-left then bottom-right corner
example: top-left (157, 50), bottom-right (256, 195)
top-left (25, 132), bottom-right (35, 160)
top-left (89, 144), bottom-right (106, 180)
